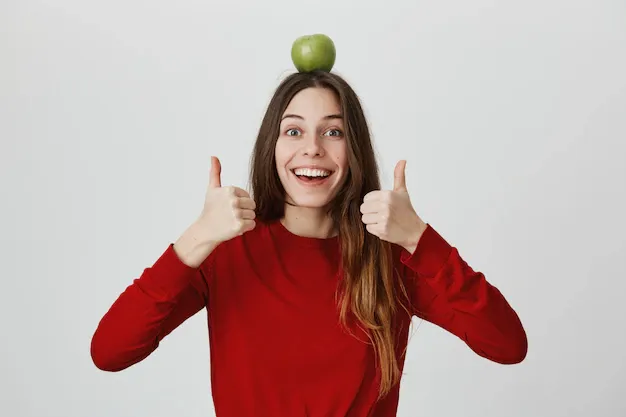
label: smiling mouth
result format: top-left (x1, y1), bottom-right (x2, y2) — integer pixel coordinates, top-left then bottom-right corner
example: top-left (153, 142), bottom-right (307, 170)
top-left (290, 167), bottom-right (334, 184)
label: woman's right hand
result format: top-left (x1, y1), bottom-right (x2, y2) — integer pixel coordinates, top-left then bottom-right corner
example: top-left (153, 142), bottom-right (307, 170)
top-left (174, 156), bottom-right (256, 267)
top-left (199, 156), bottom-right (257, 244)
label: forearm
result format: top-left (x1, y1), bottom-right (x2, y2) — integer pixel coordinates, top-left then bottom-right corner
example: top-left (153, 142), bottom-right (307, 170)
top-left (91, 242), bottom-right (210, 371)
top-left (429, 261), bottom-right (527, 364)
top-left (402, 225), bottom-right (527, 364)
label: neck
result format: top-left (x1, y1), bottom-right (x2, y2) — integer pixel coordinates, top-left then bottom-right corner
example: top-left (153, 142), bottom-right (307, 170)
top-left (281, 203), bottom-right (337, 239)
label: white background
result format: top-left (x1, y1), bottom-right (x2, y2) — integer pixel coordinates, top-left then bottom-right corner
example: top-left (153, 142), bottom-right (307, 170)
top-left (2, 1), bottom-right (625, 416)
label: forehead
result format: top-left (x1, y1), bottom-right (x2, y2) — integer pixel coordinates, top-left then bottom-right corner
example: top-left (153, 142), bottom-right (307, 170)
top-left (282, 87), bottom-right (341, 119)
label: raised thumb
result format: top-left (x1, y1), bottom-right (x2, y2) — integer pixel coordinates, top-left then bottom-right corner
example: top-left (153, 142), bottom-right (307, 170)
top-left (393, 160), bottom-right (407, 192)
top-left (209, 156), bottom-right (222, 188)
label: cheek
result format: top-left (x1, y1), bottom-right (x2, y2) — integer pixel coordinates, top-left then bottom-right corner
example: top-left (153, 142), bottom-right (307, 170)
top-left (331, 142), bottom-right (349, 170)
top-left (274, 139), bottom-right (294, 183)
top-left (274, 140), bottom-right (289, 167)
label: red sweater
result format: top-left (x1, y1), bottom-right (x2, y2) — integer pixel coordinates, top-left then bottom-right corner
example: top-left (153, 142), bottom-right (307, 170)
top-left (91, 220), bottom-right (527, 416)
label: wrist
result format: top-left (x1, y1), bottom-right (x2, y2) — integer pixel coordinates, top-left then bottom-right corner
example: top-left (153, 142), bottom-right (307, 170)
top-left (402, 218), bottom-right (427, 255)
top-left (173, 221), bottom-right (219, 268)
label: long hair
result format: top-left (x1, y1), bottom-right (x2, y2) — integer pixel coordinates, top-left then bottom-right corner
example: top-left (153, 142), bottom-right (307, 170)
top-left (249, 70), bottom-right (411, 399)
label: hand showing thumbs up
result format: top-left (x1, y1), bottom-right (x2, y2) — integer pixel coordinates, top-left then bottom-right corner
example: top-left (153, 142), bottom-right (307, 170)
top-left (198, 156), bottom-right (257, 245)
top-left (360, 160), bottom-right (427, 254)
top-left (173, 156), bottom-right (257, 267)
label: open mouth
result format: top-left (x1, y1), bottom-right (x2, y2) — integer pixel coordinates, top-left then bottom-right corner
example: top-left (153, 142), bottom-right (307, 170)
top-left (291, 167), bottom-right (333, 185)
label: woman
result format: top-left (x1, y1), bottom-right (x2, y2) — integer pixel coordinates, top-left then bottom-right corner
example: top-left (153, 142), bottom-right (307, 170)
top-left (91, 70), bottom-right (527, 416)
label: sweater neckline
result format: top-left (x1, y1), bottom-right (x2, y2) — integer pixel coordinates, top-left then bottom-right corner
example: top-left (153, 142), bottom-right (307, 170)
top-left (269, 219), bottom-right (340, 249)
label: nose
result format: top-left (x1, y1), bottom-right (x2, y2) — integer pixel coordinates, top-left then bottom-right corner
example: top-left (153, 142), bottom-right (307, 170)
top-left (301, 134), bottom-right (325, 157)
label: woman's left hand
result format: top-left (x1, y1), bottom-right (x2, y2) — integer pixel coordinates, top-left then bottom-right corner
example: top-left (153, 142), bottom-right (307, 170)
top-left (360, 160), bottom-right (427, 254)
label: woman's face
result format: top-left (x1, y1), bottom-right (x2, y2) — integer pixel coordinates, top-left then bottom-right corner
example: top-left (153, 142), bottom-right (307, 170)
top-left (275, 87), bottom-right (349, 209)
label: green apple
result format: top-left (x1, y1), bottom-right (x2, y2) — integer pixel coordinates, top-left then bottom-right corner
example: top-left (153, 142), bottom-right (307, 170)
top-left (291, 34), bottom-right (336, 73)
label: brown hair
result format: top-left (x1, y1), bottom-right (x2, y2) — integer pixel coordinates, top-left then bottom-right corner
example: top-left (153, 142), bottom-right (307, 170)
top-left (249, 70), bottom-right (411, 399)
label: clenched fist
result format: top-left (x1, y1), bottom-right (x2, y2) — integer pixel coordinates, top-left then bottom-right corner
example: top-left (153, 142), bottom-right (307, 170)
top-left (360, 160), bottom-right (426, 254)
top-left (174, 156), bottom-right (257, 267)
top-left (199, 156), bottom-right (257, 245)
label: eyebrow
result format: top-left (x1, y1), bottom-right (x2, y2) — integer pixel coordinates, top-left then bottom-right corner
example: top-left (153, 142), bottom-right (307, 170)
top-left (281, 113), bottom-right (343, 121)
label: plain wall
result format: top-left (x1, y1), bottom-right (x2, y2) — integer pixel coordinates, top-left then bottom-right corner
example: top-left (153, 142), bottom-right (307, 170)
top-left (2, 0), bottom-right (625, 416)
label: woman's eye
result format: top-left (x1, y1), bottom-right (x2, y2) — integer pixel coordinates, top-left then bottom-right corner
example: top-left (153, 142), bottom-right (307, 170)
top-left (285, 128), bottom-right (301, 136)
top-left (324, 129), bottom-right (343, 137)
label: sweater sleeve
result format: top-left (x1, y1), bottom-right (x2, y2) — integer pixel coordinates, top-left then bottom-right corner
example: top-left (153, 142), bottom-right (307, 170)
top-left (399, 224), bottom-right (528, 364)
top-left (90, 244), bottom-right (213, 371)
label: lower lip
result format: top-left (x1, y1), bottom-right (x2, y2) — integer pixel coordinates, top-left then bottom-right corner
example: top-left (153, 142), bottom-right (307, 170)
top-left (292, 171), bottom-right (332, 187)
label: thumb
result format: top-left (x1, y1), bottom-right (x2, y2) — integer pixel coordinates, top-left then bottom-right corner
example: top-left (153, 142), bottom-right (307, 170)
top-left (209, 156), bottom-right (222, 188)
top-left (393, 160), bottom-right (407, 192)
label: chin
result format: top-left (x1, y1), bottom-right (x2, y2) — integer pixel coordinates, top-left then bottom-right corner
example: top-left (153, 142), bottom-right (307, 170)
top-left (287, 194), bottom-right (335, 209)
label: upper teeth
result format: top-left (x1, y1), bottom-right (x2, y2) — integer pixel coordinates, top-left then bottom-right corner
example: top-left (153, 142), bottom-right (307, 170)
top-left (293, 168), bottom-right (331, 177)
